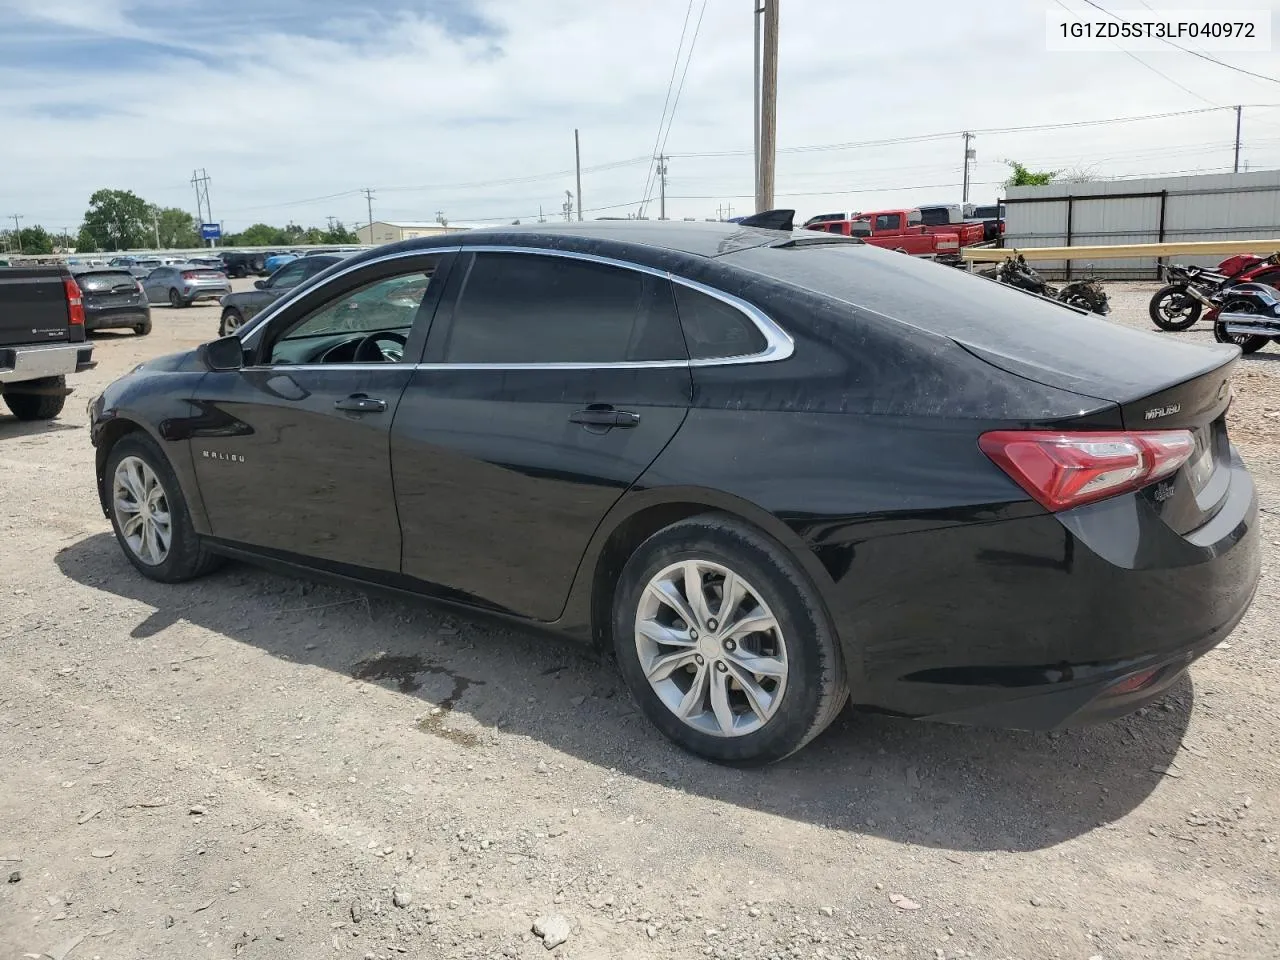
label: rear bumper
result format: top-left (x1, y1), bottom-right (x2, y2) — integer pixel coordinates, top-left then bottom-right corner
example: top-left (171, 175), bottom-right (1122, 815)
top-left (0, 342), bottom-right (94, 384)
top-left (183, 285), bottom-right (232, 301)
top-left (838, 446), bottom-right (1260, 730)
top-left (86, 306), bottom-right (150, 330)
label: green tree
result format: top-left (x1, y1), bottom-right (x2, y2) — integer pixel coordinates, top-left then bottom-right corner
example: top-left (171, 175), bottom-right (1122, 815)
top-left (81, 188), bottom-right (151, 251)
top-left (151, 206), bottom-right (200, 248)
top-left (1003, 161), bottom-right (1059, 188)
top-left (15, 225), bottom-right (54, 254)
top-left (323, 220), bottom-right (358, 244)
top-left (230, 223), bottom-right (288, 246)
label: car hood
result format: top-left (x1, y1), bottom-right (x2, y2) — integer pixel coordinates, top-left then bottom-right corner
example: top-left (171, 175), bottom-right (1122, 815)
top-left (135, 348), bottom-right (203, 374)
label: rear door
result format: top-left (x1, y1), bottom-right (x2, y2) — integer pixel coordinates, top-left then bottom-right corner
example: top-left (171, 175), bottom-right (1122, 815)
top-left (391, 248), bottom-right (693, 620)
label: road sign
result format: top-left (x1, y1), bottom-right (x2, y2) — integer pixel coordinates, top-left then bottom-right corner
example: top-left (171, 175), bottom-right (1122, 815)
top-left (200, 223), bottom-right (221, 241)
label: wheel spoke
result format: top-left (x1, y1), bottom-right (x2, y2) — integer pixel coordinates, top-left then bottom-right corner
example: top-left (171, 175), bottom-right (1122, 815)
top-left (726, 650), bottom-right (787, 679)
top-left (153, 519), bottom-right (172, 554)
top-left (721, 607), bottom-right (778, 643)
top-left (724, 661), bottom-right (776, 722)
top-left (709, 668), bottom-right (737, 734)
top-left (681, 561), bottom-right (712, 629)
top-left (644, 649), bottom-right (699, 683)
top-left (114, 496), bottom-right (141, 515)
top-left (676, 662), bottom-right (709, 719)
top-left (647, 576), bottom-right (698, 630)
top-left (141, 520), bottom-right (157, 563)
top-left (717, 570), bottom-right (746, 623)
top-left (120, 512), bottom-right (145, 538)
top-left (125, 460), bottom-right (147, 503)
top-left (635, 617), bottom-right (695, 648)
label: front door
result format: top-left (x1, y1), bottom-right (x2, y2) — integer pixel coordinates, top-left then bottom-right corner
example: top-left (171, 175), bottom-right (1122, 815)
top-left (391, 249), bottom-right (692, 620)
top-left (190, 252), bottom-right (453, 571)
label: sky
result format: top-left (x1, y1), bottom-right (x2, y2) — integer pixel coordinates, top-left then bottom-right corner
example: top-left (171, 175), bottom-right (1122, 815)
top-left (2, 0), bottom-right (1280, 234)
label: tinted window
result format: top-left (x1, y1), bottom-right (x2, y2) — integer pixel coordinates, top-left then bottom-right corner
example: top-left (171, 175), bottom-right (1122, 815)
top-left (917, 208), bottom-right (952, 226)
top-left (269, 261), bottom-right (309, 288)
top-left (673, 284), bottom-right (766, 360)
top-left (77, 271), bottom-right (136, 291)
top-left (443, 253), bottom-right (685, 364)
top-left (874, 214), bottom-right (901, 231)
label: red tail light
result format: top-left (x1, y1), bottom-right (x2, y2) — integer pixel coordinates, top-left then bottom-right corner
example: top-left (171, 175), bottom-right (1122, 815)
top-left (181, 270), bottom-right (196, 280)
top-left (979, 430), bottom-right (1195, 511)
top-left (63, 276), bottom-right (85, 326)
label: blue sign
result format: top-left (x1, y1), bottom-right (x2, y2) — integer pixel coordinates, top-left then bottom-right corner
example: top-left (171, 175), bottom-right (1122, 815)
top-left (200, 223), bottom-right (221, 241)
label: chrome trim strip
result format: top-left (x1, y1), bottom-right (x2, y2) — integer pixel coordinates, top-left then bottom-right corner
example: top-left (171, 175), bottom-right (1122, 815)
top-left (239, 243), bottom-right (794, 370)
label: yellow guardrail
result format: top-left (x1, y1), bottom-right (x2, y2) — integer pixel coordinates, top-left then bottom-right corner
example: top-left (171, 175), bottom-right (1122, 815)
top-left (961, 239), bottom-right (1280, 262)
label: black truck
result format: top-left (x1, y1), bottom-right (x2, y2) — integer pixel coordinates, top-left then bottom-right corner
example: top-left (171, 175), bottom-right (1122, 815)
top-left (1, 264), bottom-right (96, 420)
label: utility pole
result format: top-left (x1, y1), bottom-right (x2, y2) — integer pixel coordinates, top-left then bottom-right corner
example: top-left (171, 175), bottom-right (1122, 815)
top-left (961, 132), bottom-right (975, 204)
top-left (574, 128), bottom-right (584, 221)
top-left (562, 190), bottom-right (574, 222)
top-left (656, 155), bottom-right (669, 220)
top-left (538, 205), bottom-right (546, 223)
top-left (191, 168), bottom-right (214, 246)
top-left (362, 187), bottom-right (376, 242)
top-left (153, 210), bottom-right (161, 248)
top-left (326, 216), bottom-right (337, 232)
top-left (11, 214), bottom-right (23, 253)
top-left (756, 0), bottom-right (779, 213)
top-left (753, 4), bottom-right (763, 204)
top-left (1233, 104), bottom-right (1243, 173)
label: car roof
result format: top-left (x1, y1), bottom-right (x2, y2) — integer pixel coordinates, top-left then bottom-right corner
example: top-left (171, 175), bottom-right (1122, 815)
top-left (438, 220), bottom-right (788, 259)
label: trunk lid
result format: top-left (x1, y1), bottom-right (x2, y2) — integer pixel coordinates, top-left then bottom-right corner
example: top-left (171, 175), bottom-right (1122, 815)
top-left (0, 265), bottom-right (71, 346)
top-left (77, 270), bottom-right (143, 306)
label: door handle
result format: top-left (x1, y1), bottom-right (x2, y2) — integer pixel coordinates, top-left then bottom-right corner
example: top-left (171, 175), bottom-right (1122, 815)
top-left (335, 394), bottom-right (388, 413)
top-left (569, 407), bottom-right (640, 428)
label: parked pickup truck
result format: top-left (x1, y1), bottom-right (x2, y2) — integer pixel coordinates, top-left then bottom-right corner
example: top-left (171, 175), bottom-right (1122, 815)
top-left (1, 265), bottom-right (95, 420)
top-left (805, 210), bottom-right (963, 259)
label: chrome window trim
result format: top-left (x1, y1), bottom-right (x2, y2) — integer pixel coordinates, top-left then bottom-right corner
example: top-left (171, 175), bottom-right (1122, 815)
top-left (238, 243), bottom-right (794, 370)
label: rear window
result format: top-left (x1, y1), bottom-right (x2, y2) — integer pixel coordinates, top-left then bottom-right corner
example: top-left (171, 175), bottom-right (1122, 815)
top-left (673, 284), bottom-right (767, 360)
top-left (76, 271), bottom-right (136, 291)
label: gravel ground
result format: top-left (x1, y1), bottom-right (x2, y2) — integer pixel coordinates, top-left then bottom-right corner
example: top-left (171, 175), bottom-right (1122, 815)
top-left (2, 279), bottom-right (1278, 960)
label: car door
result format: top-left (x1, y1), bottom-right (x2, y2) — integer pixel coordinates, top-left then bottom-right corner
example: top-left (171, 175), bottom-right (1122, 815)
top-left (390, 248), bottom-right (693, 621)
top-left (188, 251), bottom-right (454, 572)
top-left (142, 267), bottom-right (170, 302)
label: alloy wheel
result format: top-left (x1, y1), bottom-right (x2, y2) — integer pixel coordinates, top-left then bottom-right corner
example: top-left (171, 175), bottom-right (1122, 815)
top-left (112, 455), bottom-right (172, 566)
top-left (634, 559), bottom-right (788, 738)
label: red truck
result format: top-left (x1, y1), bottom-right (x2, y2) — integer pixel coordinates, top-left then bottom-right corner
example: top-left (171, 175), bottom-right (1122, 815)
top-left (804, 209), bottom-right (964, 259)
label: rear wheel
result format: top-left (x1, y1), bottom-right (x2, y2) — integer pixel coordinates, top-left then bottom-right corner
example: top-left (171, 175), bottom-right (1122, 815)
top-left (1213, 298), bottom-right (1271, 354)
top-left (3, 376), bottom-right (66, 420)
top-left (134, 317), bottom-right (152, 336)
top-left (1149, 284), bottom-right (1202, 330)
top-left (168, 288), bottom-right (185, 309)
top-left (612, 514), bottom-right (848, 766)
top-left (105, 433), bottom-right (222, 582)
top-left (219, 308), bottom-right (244, 337)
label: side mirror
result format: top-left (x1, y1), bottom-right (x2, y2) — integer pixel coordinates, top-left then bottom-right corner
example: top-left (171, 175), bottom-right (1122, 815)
top-left (199, 335), bottom-right (246, 372)
top-left (254, 279), bottom-right (267, 290)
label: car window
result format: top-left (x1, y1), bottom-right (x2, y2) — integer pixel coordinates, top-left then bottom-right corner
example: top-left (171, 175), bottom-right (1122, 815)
top-left (268, 269), bottom-right (437, 364)
top-left (672, 284), bottom-right (767, 360)
top-left (442, 252), bottom-right (686, 364)
top-left (268, 261), bottom-right (309, 288)
top-left (874, 214), bottom-right (901, 231)
top-left (77, 271), bottom-right (137, 291)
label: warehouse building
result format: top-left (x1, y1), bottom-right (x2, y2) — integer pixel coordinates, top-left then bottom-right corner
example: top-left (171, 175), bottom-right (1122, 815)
top-left (356, 221), bottom-right (486, 244)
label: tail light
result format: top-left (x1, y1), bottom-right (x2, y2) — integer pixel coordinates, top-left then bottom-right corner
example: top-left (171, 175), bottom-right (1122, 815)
top-left (979, 429), bottom-right (1195, 511)
top-left (181, 271), bottom-right (196, 280)
top-left (136, 280), bottom-right (145, 293)
top-left (63, 276), bottom-right (85, 326)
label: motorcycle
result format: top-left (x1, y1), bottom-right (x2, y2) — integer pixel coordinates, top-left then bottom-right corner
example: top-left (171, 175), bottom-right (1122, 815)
top-left (1149, 252), bottom-right (1280, 331)
top-left (1210, 282), bottom-right (1280, 354)
top-left (991, 255), bottom-right (1111, 315)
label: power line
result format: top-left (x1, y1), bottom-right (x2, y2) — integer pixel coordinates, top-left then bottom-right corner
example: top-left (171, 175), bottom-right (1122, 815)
top-left (642, 0), bottom-right (709, 217)
top-left (1078, 0), bottom-right (1280, 85)
top-left (638, 0), bottom-right (695, 217)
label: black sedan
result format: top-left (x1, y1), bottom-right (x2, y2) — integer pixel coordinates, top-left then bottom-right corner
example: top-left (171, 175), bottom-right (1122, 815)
top-left (71, 267), bottom-right (151, 335)
top-left (217, 254), bottom-right (344, 335)
top-left (87, 220), bottom-right (1259, 765)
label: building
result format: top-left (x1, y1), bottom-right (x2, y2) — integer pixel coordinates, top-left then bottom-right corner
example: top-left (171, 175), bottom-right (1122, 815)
top-left (355, 221), bottom-right (485, 245)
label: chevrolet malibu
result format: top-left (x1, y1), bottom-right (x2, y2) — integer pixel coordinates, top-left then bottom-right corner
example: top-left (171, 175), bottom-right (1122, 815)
top-left (88, 219), bottom-right (1259, 765)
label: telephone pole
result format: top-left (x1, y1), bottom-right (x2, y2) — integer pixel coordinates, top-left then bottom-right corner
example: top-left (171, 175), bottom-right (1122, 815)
top-left (11, 215), bottom-right (23, 253)
top-left (574, 128), bottom-right (584, 221)
top-left (362, 187), bottom-right (376, 241)
top-left (191, 169), bottom-right (213, 245)
top-left (153, 210), bottom-right (161, 248)
top-left (753, 4), bottom-right (762, 207)
top-left (756, 0), bottom-right (779, 213)
top-left (1233, 105), bottom-right (1243, 173)
top-left (656, 155), bottom-right (669, 220)
top-left (961, 132), bottom-right (975, 204)
top-left (562, 190), bottom-right (574, 222)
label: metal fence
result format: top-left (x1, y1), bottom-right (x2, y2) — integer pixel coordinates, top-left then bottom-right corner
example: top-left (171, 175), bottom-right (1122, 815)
top-left (1004, 169), bottom-right (1280, 279)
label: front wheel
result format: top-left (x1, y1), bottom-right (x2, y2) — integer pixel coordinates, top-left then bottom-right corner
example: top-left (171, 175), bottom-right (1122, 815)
top-left (104, 432), bottom-right (223, 582)
top-left (612, 514), bottom-right (848, 766)
top-left (219, 308), bottom-right (244, 337)
top-left (1149, 284), bottom-right (1202, 330)
top-left (1213, 298), bottom-right (1271, 354)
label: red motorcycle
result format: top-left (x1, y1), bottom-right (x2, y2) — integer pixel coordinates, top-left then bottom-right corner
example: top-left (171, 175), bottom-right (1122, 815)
top-left (1149, 252), bottom-right (1280, 330)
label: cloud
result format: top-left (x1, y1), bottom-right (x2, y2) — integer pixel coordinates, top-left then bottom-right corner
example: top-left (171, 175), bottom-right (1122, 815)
top-left (1, 0), bottom-right (1279, 233)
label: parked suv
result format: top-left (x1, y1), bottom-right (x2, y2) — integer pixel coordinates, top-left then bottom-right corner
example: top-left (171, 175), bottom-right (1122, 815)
top-left (217, 254), bottom-right (344, 334)
top-left (71, 267), bottom-right (151, 335)
top-left (218, 251), bottom-right (268, 278)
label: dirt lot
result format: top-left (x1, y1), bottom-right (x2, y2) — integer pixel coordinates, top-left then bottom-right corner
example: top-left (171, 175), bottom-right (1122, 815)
top-left (2, 280), bottom-right (1279, 960)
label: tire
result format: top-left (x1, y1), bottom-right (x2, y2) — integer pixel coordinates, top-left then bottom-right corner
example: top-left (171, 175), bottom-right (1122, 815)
top-left (104, 432), bottom-right (223, 583)
top-left (168, 288), bottom-right (185, 308)
top-left (134, 318), bottom-right (152, 336)
top-left (3, 376), bottom-right (66, 420)
top-left (612, 514), bottom-right (848, 766)
top-left (219, 308), bottom-right (244, 337)
top-left (1213, 298), bottom-right (1271, 354)
top-left (1149, 284), bottom-right (1203, 330)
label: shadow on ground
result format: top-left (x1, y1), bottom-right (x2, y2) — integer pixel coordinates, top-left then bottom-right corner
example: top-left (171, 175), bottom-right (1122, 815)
top-left (56, 532), bottom-right (1191, 854)
top-left (0, 416), bottom-right (81, 438)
